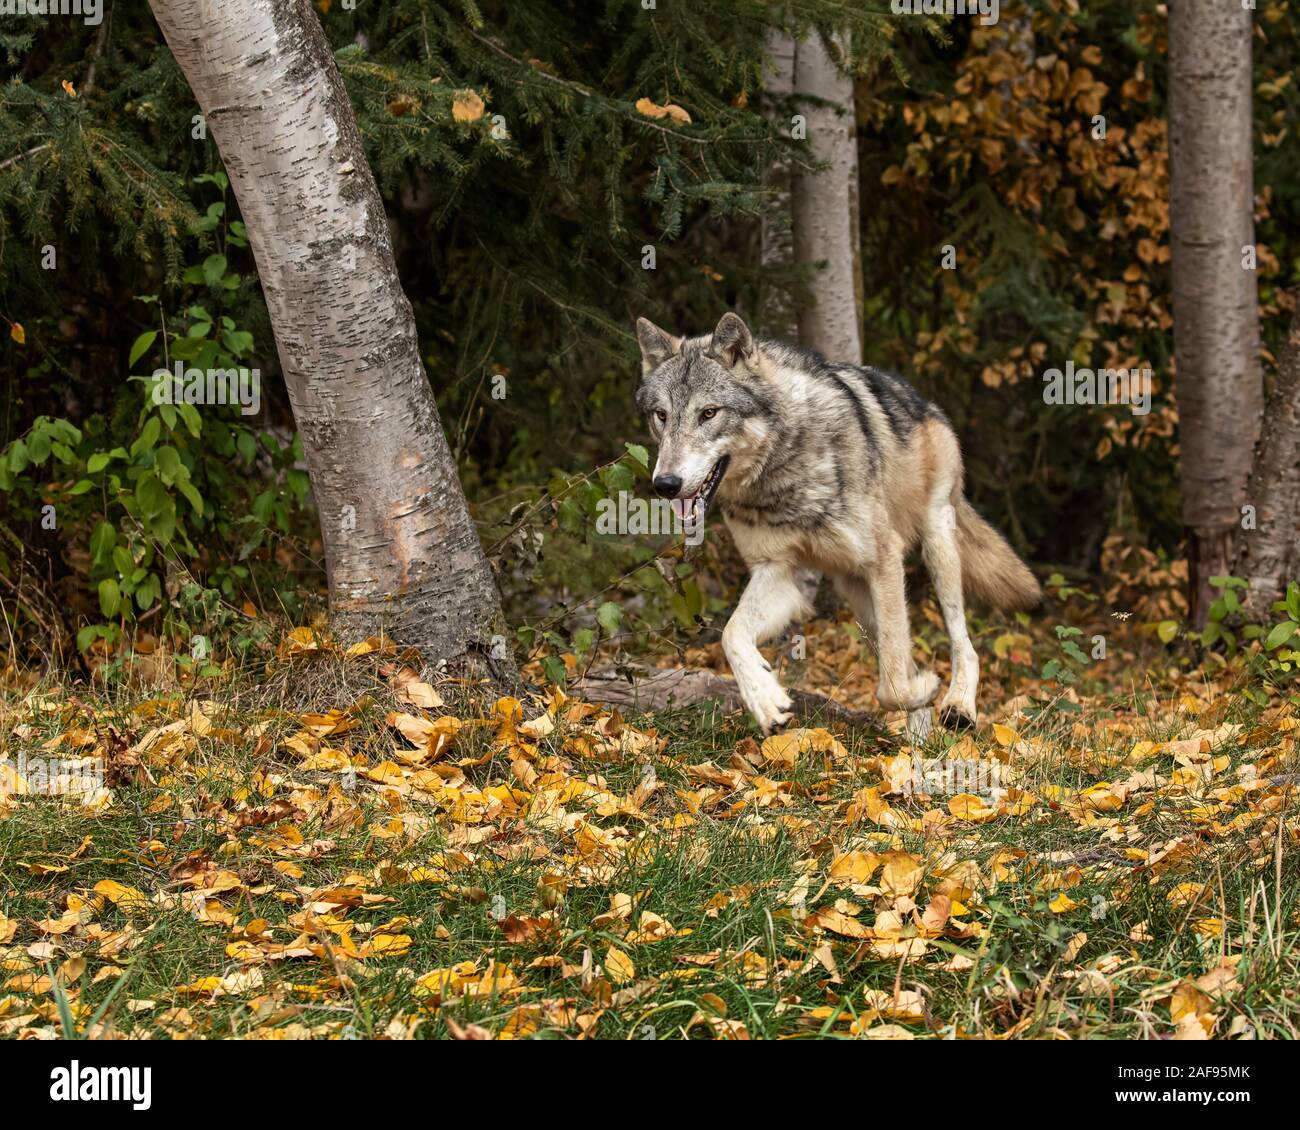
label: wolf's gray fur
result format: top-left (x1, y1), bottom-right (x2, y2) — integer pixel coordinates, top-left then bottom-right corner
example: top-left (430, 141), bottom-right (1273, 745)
top-left (635, 311), bottom-right (1040, 736)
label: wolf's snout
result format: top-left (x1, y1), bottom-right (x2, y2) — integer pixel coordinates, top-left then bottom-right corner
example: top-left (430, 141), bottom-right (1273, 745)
top-left (652, 473), bottom-right (683, 498)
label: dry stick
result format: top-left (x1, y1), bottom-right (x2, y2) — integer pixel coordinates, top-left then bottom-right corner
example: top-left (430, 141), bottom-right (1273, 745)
top-left (0, 143), bottom-right (51, 172)
top-left (571, 664), bottom-right (882, 731)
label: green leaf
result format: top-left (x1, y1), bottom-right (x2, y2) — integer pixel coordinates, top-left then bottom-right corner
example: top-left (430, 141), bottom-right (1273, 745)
top-left (603, 462), bottom-right (635, 496)
top-left (128, 331), bottom-right (157, 367)
top-left (623, 443), bottom-right (649, 472)
top-left (98, 578), bottom-right (121, 618)
top-left (134, 472), bottom-right (168, 518)
top-left (596, 601), bottom-right (622, 637)
top-left (145, 503), bottom-right (176, 545)
top-left (26, 429), bottom-right (51, 464)
top-left (1265, 620), bottom-right (1298, 651)
top-left (1062, 641), bottom-right (1089, 664)
top-left (68, 479), bottom-right (94, 495)
top-left (202, 254), bottom-right (228, 288)
top-left (130, 416), bottom-right (162, 458)
top-left (87, 452), bottom-right (112, 473)
top-left (178, 403), bottom-right (203, 438)
top-left (222, 329), bottom-right (253, 356)
top-left (177, 479), bottom-right (203, 516)
top-left (540, 655), bottom-right (567, 688)
top-left (89, 521), bottom-right (116, 566)
top-left (1156, 620), bottom-right (1179, 644)
top-left (155, 445), bottom-right (183, 485)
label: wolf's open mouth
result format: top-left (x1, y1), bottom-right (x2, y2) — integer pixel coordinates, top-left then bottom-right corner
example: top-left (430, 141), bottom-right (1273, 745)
top-left (670, 455), bottom-right (730, 527)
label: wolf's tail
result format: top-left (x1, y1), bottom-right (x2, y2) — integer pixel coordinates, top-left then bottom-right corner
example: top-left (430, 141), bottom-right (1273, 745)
top-left (955, 498), bottom-right (1042, 611)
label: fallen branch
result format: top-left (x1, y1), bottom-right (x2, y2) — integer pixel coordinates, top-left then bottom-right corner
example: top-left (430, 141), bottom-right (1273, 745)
top-left (571, 665), bottom-right (883, 732)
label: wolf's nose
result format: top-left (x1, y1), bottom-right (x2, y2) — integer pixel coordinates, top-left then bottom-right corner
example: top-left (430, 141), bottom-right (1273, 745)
top-left (652, 474), bottom-right (683, 498)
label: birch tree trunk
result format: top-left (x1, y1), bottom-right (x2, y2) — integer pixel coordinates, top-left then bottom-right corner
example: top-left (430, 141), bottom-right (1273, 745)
top-left (1168, 0), bottom-right (1261, 626)
top-left (1234, 302), bottom-right (1300, 613)
top-left (149, 0), bottom-right (514, 680)
top-left (759, 29), bottom-right (798, 342)
top-left (791, 33), bottom-right (863, 365)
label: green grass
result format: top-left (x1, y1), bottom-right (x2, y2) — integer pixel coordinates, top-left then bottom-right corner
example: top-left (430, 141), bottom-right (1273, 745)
top-left (2, 633), bottom-right (1299, 1040)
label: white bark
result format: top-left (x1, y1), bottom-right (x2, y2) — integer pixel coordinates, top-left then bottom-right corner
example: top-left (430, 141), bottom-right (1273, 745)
top-left (1168, 0), bottom-right (1261, 625)
top-left (792, 33), bottom-right (863, 365)
top-left (760, 29), bottom-right (798, 341)
top-left (1235, 304), bottom-right (1300, 613)
top-left (149, 0), bottom-right (512, 677)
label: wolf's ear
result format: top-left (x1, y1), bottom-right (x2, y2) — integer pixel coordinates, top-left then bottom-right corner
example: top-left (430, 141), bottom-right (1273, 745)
top-left (709, 312), bottom-right (754, 369)
top-left (636, 317), bottom-right (680, 373)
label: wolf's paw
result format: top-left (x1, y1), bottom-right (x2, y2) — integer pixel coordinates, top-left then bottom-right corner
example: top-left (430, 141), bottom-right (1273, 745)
top-left (939, 684), bottom-right (977, 731)
top-left (754, 691), bottom-right (794, 736)
top-left (877, 670), bottom-right (940, 713)
top-left (744, 677), bottom-right (794, 735)
top-left (906, 671), bottom-right (941, 710)
top-left (738, 665), bottom-right (795, 738)
top-left (939, 705), bottom-right (976, 732)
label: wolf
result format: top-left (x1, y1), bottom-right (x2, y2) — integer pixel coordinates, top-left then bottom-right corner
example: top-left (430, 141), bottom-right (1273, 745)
top-left (634, 311), bottom-right (1040, 736)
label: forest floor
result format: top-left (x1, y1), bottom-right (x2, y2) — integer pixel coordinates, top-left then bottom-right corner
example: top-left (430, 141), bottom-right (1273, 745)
top-left (1, 590), bottom-right (1298, 1040)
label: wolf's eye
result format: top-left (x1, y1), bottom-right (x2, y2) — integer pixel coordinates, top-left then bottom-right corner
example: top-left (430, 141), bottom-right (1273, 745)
top-left (655, 410), bottom-right (667, 424)
top-left (700, 407), bottom-right (719, 421)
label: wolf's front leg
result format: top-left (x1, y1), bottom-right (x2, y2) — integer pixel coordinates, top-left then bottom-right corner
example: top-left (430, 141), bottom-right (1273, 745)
top-left (721, 562), bottom-right (810, 735)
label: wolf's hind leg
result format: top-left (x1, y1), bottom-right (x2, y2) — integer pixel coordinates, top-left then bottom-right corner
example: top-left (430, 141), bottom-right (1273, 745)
top-left (852, 553), bottom-right (939, 736)
top-left (922, 498), bottom-right (979, 729)
top-left (837, 573), bottom-right (932, 740)
top-left (722, 563), bottom-right (809, 735)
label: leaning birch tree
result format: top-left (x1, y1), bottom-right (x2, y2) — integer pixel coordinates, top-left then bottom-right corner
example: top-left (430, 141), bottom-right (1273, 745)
top-left (1168, 0), bottom-right (1261, 626)
top-left (148, 0), bottom-right (513, 679)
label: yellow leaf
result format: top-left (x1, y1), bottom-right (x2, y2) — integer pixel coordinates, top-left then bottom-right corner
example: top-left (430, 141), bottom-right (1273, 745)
top-left (363, 933), bottom-right (413, 957)
top-left (879, 852), bottom-right (924, 897)
top-left (604, 946), bottom-right (635, 985)
top-left (829, 851), bottom-right (879, 883)
top-left (93, 879), bottom-right (151, 914)
top-left (57, 954), bottom-right (86, 983)
top-left (634, 96), bottom-right (692, 125)
top-left (10, 322), bottom-right (25, 345)
top-left (62, 79), bottom-right (77, 97)
top-left (948, 793), bottom-right (997, 822)
top-left (452, 90), bottom-right (486, 122)
top-left (1048, 892), bottom-right (1080, 913)
top-left (806, 907), bottom-right (870, 939)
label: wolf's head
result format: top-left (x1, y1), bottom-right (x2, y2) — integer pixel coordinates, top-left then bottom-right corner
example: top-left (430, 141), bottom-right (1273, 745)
top-left (634, 312), bottom-right (773, 525)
